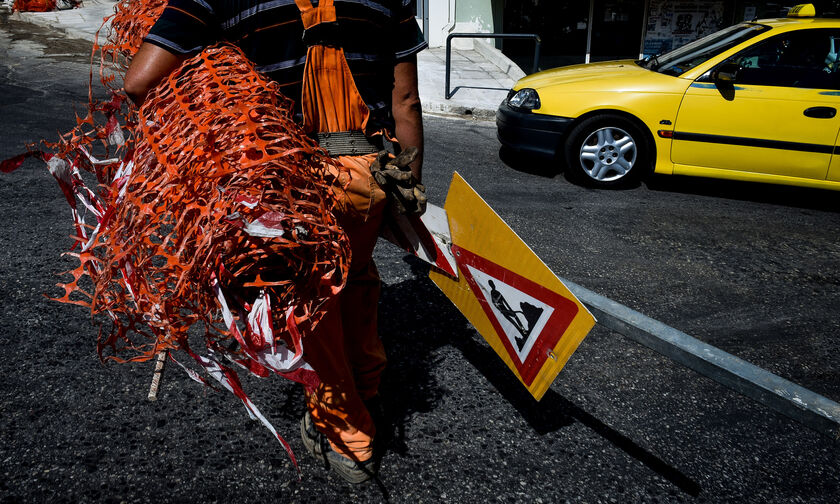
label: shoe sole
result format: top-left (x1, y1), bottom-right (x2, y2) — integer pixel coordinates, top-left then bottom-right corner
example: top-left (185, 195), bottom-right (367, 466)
top-left (300, 412), bottom-right (328, 465)
top-left (301, 412), bottom-right (379, 484)
top-left (327, 450), bottom-right (377, 484)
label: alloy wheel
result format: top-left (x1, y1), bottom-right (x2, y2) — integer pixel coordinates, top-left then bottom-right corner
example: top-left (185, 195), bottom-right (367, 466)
top-left (578, 126), bottom-right (637, 182)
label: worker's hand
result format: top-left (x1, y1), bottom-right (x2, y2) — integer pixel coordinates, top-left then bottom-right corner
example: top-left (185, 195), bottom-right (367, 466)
top-left (370, 147), bottom-right (426, 215)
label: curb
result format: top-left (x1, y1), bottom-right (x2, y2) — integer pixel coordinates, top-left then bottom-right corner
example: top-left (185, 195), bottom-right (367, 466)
top-left (421, 100), bottom-right (497, 121)
top-left (473, 39), bottom-right (526, 81)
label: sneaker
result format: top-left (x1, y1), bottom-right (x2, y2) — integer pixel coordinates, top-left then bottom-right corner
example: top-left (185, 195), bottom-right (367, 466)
top-left (325, 448), bottom-right (379, 484)
top-left (300, 411), bottom-right (380, 484)
top-left (300, 411), bottom-right (329, 466)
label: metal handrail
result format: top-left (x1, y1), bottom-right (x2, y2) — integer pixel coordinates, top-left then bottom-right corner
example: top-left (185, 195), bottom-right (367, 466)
top-left (445, 32), bottom-right (541, 99)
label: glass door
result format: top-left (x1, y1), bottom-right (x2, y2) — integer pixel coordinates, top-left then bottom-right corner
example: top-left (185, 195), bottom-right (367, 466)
top-left (502, 0), bottom-right (591, 71)
top-left (589, 0), bottom-right (647, 62)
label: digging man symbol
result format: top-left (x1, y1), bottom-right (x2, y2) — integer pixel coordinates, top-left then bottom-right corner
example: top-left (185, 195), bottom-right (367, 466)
top-left (487, 279), bottom-right (544, 352)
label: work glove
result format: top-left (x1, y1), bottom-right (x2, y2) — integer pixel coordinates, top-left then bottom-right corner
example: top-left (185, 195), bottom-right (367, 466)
top-left (370, 147), bottom-right (427, 215)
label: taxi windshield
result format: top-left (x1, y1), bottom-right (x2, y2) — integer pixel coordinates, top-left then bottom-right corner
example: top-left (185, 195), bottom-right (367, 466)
top-left (644, 23), bottom-right (771, 76)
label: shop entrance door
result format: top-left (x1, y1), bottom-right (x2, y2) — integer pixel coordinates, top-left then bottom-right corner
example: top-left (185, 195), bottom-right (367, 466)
top-left (588, 0), bottom-right (646, 62)
top-left (502, 0), bottom-right (591, 70)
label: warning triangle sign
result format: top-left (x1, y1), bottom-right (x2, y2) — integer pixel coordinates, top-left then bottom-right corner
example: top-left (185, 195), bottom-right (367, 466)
top-left (455, 245), bottom-right (579, 386)
top-left (430, 172), bottom-right (595, 400)
top-left (466, 264), bottom-right (554, 361)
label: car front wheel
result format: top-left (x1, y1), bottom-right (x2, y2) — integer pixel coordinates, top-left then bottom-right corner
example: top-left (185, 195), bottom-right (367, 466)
top-left (564, 114), bottom-right (650, 188)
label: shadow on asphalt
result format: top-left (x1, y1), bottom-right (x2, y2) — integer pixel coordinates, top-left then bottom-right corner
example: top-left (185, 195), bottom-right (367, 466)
top-left (379, 255), bottom-right (700, 497)
top-left (498, 146), bottom-right (560, 178)
top-left (498, 143), bottom-right (840, 208)
top-left (645, 174), bottom-right (840, 212)
top-left (498, 147), bottom-right (645, 190)
top-left (377, 257), bottom-right (449, 457)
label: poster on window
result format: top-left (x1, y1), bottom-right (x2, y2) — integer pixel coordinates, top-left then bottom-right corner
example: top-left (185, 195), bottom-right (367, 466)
top-left (643, 0), bottom-right (725, 56)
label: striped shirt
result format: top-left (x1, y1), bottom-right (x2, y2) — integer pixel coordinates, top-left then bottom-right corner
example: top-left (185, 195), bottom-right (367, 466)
top-left (145, 0), bottom-right (427, 130)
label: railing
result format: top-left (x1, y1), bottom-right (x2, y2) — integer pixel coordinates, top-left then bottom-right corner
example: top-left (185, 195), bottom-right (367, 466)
top-left (445, 33), bottom-right (541, 99)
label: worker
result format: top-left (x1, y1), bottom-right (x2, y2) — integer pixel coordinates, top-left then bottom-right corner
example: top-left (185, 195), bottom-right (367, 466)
top-left (123, 0), bottom-right (427, 484)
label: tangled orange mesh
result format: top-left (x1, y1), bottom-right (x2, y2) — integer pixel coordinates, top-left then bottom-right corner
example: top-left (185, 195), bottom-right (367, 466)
top-left (60, 43), bottom-right (349, 364)
top-left (2, 0), bottom-right (353, 471)
top-left (101, 0), bottom-right (168, 72)
top-left (20, 0), bottom-right (351, 365)
top-left (13, 0), bottom-right (57, 12)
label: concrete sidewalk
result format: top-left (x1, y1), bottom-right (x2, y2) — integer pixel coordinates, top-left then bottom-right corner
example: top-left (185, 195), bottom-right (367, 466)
top-left (7, 0), bottom-right (521, 120)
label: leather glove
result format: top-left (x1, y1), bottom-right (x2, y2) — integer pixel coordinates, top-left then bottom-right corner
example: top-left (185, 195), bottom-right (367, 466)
top-left (370, 146), bottom-right (426, 215)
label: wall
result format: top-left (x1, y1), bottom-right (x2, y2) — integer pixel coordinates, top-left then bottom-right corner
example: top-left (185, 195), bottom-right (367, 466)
top-left (427, 0), bottom-right (456, 48)
top-left (427, 0), bottom-right (500, 49)
top-left (454, 0), bottom-right (497, 49)
top-left (454, 0), bottom-right (495, 31)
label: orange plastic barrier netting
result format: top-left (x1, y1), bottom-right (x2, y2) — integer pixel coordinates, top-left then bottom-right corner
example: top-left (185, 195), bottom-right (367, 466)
top-left (102, 0), bottom-right (168, 72)
top-left (62, 43), bottom-right (349, 365)
top-left (2, 0), bottom-right (353, 472)
top-left (13, 0), bottom-right (57, 12)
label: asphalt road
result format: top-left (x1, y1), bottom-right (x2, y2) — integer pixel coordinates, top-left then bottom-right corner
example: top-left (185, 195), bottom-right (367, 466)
top-left (1, 15), bottom-right (839, 503)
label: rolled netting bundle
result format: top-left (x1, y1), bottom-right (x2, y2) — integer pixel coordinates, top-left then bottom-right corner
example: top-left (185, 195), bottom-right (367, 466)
top-left (2, 0), bottom-right (352, 471)
top-left (13, 0), bottom-right (57, 12)
top-left (76, 43), bottom-right (349, 366)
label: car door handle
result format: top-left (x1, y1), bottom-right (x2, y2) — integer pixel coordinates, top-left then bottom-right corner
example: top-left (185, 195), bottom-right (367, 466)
top-left (803, 107), bottom-right (837, 119)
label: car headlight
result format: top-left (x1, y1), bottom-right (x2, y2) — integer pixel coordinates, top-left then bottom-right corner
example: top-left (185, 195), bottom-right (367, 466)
top-left (507, 88), bottom-right (541, 110)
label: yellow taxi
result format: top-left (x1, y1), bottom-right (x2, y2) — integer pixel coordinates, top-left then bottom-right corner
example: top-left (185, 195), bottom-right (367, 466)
top-left (496, 4), bottom-right (840, 190)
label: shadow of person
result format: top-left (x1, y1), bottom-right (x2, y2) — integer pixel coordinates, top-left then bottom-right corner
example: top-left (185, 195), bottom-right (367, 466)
top-left (376, 258), bottom-right (453, 456)
top-left (379, 255), bottom-right (699, 496)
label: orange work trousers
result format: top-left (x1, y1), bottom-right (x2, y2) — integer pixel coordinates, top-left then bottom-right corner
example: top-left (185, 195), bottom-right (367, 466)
top-left (304, 154), bottom-right (388, 462)
top-left (296, 5), bottom-right (389, 461)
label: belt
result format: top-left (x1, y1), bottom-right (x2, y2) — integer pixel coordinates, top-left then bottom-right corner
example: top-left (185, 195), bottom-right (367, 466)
top-left (314, 131), bottom-right (382, 156)
top-left (302, 21), bottom-right (342, 48)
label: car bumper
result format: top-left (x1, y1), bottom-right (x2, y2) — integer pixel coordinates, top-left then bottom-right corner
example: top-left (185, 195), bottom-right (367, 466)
top-left (496, 102), bottom-right (574, 157)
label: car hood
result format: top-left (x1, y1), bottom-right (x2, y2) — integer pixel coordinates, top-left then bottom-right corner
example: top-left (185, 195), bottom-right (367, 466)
top-left (516, 60), bottom-right (674, 92)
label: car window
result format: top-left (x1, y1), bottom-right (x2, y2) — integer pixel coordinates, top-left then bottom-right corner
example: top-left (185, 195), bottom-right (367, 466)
top-left (720, 29), bottom-right (840, 89)
top-left (646, 23), bottom-right (770, 76)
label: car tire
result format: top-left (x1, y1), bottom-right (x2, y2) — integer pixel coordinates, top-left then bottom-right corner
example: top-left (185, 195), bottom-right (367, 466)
top-left (564, 114), bottom-right (651, 188)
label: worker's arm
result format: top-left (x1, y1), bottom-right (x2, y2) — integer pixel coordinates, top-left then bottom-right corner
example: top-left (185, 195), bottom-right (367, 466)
top-left (391, 55), bottom-right (424, 181)
top-left (124, 43), bottom-right (188, 106)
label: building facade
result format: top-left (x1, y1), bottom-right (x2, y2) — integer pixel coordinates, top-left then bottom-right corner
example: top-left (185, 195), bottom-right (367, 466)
top-left (417, 0), bottom-right (840, 71)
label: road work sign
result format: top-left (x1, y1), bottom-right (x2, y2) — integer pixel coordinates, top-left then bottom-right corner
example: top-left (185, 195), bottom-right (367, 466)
top-left (430, 172), bottom-right (595, 400)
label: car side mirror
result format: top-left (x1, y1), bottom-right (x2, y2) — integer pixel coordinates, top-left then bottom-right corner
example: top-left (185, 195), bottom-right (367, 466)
top-left (713, 62), bottom-right (741, 83)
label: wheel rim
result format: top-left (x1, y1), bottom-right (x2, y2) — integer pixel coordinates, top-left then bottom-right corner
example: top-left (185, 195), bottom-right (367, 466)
top-left (578, 126), bottom-right (637, 182)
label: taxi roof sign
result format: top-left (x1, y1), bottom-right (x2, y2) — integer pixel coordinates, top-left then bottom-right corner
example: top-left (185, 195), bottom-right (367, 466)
top-left (430, 172), bottom-right (595, 400)
top-left (788, 4), bottom-right (816, 17)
